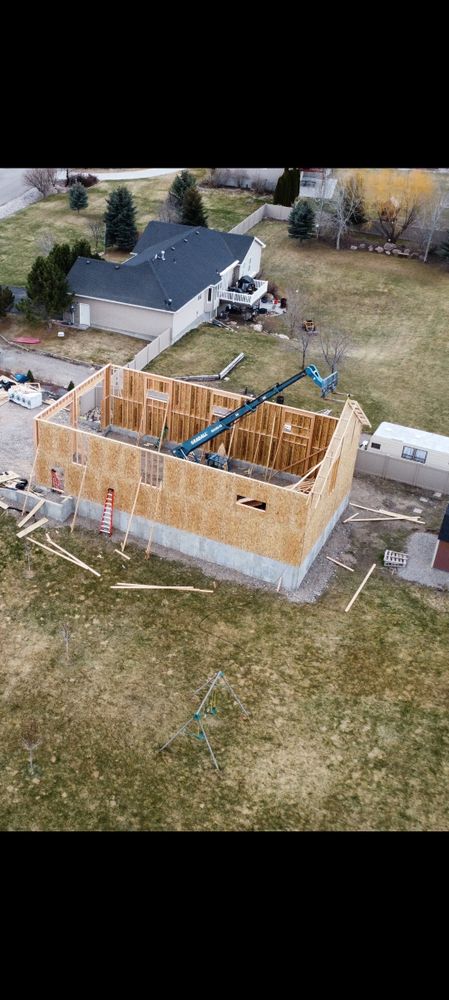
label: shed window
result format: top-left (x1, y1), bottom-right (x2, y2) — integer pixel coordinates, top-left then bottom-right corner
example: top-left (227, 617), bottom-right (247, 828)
top-left (371, 442), bottom-right (381, 450)
top-left (207, 288), bottom-right (212, 302)
top-left (402, 446), bottom-right (428, 464)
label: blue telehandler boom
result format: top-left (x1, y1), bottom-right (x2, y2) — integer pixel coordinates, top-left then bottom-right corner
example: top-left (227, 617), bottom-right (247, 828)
top-left (171, 364), bottom-right (338, 466)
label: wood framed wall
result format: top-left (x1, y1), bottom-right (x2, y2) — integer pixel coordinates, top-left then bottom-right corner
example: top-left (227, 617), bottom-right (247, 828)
top-left (35, 366), bottom-right (370, 571)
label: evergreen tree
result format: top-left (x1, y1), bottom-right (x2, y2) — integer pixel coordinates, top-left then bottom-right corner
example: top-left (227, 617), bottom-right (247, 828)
top-left (26, 257), bottom-right (72, 318)
top-left (0, 285), bottom-right (14, 317)
top-left (169, 170), bottom-right (197, 210)
top-left (181, 187), bottom-right (208, 227)
top-left (69, 183), bottom-right (88, 213)
top-left (48, 243), bottom-right (73, 274)
top-left (438, 232), bottom-right (449, 261)
top-left (273, 168), bottom-right (301, 206)
top-left (342, 173), bottom-right (367, 226)
top-left (104, 186), bottom-right (138, 250)
top-left (288, 199), bottom-right (316, 242)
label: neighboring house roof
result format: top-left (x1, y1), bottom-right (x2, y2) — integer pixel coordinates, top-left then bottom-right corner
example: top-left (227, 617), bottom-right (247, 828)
top-left (373, 422), bottom-right (449, 457)
top-left (67, 222), bottom-right (255, 312)
top-left (438, 504), bottom-right (449, 542)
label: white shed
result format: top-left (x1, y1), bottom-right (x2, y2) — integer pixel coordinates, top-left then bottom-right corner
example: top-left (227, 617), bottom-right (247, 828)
top-left (369, 422), bottom-right (449, 472)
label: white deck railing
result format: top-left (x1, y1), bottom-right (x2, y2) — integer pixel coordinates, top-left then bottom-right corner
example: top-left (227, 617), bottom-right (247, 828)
top-left (218, 279), bottom-right (268, 306)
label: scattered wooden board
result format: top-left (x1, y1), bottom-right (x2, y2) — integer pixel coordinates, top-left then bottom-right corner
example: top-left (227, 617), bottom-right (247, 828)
top-left (44, 534), bottom-right (101, 576)
top-left (111, 584), bottom-right (214, 593)
top-left (16, 517), bottom-right (48, 539)
top-left (349, 502), bottom-right (424, 523)
top-left (326, 556), bottom-right (354, 572)
top-left (0, 472), bottom-right (19, 484)
top-left (114, 548), bottom-right (130, 560)
top-left (0, 499), bottom-right (9, 510)
top-left (344, 564), bottom-right (377, 613)
top-left (17, 497), bottom-right (46, 528)
top-left (29, 538), bottom-right (101, 577)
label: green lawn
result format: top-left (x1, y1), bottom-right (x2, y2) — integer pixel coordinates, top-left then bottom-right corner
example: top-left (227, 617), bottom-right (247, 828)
top-left (1, 511), bottom-right (448, 831)
top-left (0, 174), bottom-right (262, 286)
top-left (149, 221), bottom-right (449, 435)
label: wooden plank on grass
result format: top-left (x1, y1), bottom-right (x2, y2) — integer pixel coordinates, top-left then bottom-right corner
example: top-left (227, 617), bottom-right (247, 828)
top-left (111, 584), bottom-right (214, 593)
top-left (326, 556), bottom-right (354, 572)
top-left (17, 497), bottom-right (45, 528)
top-left (114, 548), bottom-right (130, 560)
top-left (0, 499), bottom-right (9, 510)
top-left (29, 538), bottom-right (101, 577)
top-left (16, 517), bottom-right (48, 539)
top-left (44, 534), bottom-right (101, 576)
top-left (344, 564), bottom-right (377, 614)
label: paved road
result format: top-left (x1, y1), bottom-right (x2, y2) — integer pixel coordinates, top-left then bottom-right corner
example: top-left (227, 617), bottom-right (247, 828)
top-left (0, 168), bottom-right (32, 206)
top-left (56, 167), bottom-right (182, 181)
top-left (0, 343), bottom-right (95, 388)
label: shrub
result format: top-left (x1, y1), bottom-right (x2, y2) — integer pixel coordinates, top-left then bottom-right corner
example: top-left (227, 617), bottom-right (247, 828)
top-left (67, 173), bottom-right (98, 188)
top-left (26, 370), bottom-right (35, 382)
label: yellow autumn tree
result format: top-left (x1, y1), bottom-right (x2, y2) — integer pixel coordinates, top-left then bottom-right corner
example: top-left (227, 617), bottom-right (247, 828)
top-left (363, 169), bottom-right (435, 242)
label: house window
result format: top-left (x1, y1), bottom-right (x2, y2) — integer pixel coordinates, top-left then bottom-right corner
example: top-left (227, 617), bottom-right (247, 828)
top-left (236, 495), bottom-right (267, 511)
top-left (371, 442), bottom-right (381, 450)
top-left (207, 288), bottom-right (212, 302)
top-left (401, 446), bottom-right (428, 464)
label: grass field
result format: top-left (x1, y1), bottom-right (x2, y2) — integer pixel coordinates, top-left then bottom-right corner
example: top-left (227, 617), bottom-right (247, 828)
top-left (1, 508), bottom-right (448, 832)
top-left (0, 174), bottom-right (262, 286)
top-left (0, 317), bottom-right (143, 367)
top-left (148, 220), bottom-right (449, 435)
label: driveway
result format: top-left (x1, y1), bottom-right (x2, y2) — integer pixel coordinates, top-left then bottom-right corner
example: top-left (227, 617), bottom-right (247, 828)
top-left (0, 342), bottom-right (95, 388)
top-left (56, 168), bottom-right (182, 182)
top-left (0, 169), bottom-right (33, 206)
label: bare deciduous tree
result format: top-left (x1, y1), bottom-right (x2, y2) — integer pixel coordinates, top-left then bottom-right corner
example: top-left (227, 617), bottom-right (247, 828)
top-left (284, 288), bottom-right (312, 368)
top-left (36, 230), bottom-right (56, 255)
top-left (88, 220), bottom-right (106, 252)
top-left (23, 168), bottom-right (58, 197)
top-left (332, 179), bottom-right (359, 250)
top-left (320, 329), bottom-right (351, 373)
top-left (158, 196), bottom-right (181, 223)
top-left (315, 168), bottom-right (332, 238)
top-left (417, 184), bottom-right (448, 262)
top-left (22, 720), bottom-right (41, 776)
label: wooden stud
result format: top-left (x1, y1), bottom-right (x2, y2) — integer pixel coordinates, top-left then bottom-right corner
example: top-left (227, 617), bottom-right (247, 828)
top-left (326, 556), bottom-right (354, 572)
top-left (263, 413), bottom-right (278, 480)
top-left (121, 477), bottom-right (142, 552)
top-left (44, 533), bottom-right (102, 575)
top-left (17, 497), bottom-right (46, 528)
top-left (29, 538), bottom-right (101, 577)
top-left (21, 446), bottom-right (40, 514)
top-left (16, 517), bottom-right (48, 539)
top-left (111, 584), bottom-right (214, 593)
top-left (0, 472), bottom-right (20, 484)
top-left (114, 548), bottom-right (130, 560)
top-left (70, 461), bottom-right (88, 533)
top-left (284, 459), bottom-right (324, 490)
top-left (349, 503), bottom-right (423, 523)
top-left (344, 563), bottom-right (377, 613)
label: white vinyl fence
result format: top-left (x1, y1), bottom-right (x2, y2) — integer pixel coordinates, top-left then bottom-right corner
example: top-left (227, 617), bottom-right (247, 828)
top-left (127, 328), bottom-right (171, 370)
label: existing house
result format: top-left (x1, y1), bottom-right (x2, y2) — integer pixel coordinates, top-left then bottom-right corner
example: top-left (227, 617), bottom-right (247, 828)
top-left (66, 222), bottom-right (267, 342)
top-left (218, 168), bottom-right (336, 199)
top-left (432, 504), bottom-right (449, 572)
top-left (356, 421), bottom-right (449, 493)
top-left (33, 365), bottom-right (370, 589)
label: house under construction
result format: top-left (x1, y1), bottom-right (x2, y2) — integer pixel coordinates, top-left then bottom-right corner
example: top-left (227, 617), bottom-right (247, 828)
top-left (33, 365), bottom-right (370, 588)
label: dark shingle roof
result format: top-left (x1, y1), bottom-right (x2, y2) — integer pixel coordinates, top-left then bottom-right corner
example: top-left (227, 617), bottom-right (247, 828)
top-left (67, 222), bottom-right (255, 312)
top-left (438, 504), bottom-right (449, 543)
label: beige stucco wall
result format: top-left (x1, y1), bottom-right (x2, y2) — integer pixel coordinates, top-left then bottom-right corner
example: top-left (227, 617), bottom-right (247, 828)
top-left (75, 297), bottom-right (173, 340)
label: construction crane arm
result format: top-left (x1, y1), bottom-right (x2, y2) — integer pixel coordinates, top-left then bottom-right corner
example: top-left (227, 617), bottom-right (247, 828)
top-left (172, 364), bottom-right (338, 460)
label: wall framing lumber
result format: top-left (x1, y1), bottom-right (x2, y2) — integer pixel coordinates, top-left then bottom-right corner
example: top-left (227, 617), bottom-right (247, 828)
top-left (344, 563), bottom-right (377, 613)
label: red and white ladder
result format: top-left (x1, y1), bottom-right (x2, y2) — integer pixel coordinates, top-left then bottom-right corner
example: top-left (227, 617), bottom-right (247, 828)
top-left (99, 488), bottom-right (114, 535)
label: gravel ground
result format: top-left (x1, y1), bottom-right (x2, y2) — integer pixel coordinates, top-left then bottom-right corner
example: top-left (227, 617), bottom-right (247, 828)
top-left (0, 342), bottom-right (95, 387)
top-left (0, 401), bottom-right (45, 478)
top-left (397, 532), bottom-right (449, 590)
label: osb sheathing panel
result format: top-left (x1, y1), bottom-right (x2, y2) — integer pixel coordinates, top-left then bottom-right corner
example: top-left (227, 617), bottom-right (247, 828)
top-left (300, 401), bottom-right (363, 561)
top-left (108, 366), bottom-right (337, 477)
